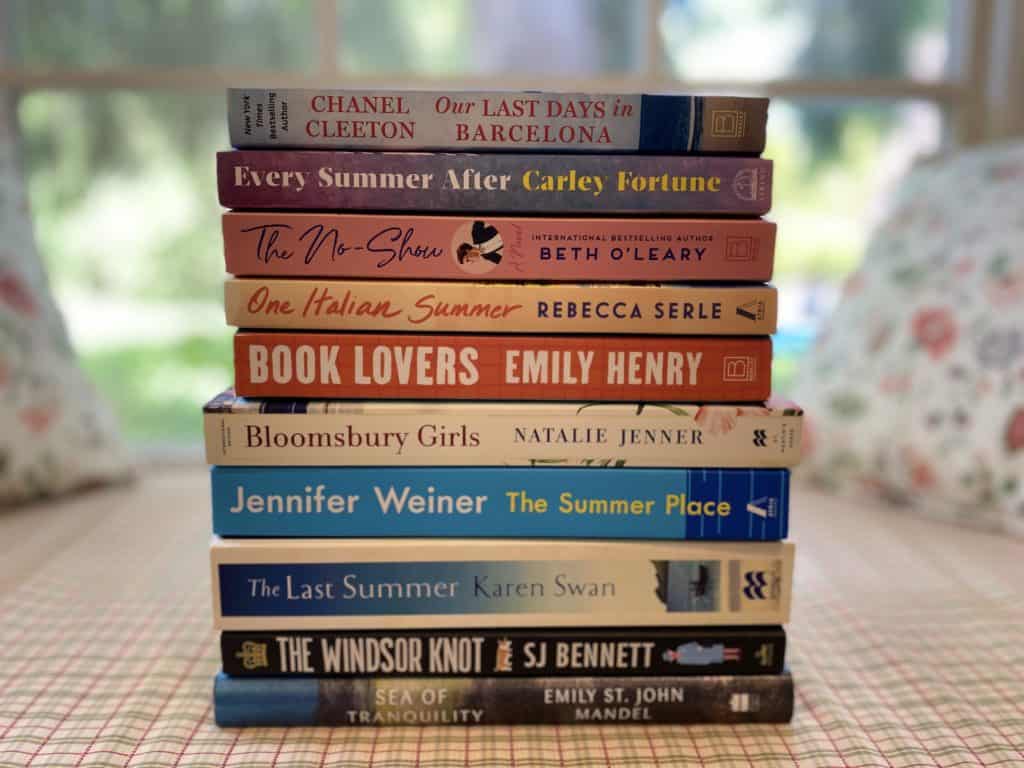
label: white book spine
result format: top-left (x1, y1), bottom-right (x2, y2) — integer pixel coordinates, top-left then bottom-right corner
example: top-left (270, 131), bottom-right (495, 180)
top-left (211, 538), bottom-right (794, 631)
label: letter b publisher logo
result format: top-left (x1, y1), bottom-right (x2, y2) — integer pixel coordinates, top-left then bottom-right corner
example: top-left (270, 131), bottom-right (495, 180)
top-left (723, 355), bottom-right (757, 382)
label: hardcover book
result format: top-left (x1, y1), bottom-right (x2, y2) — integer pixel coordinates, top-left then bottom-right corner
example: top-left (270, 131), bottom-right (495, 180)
top-left (233, 332), bottom-right (773, 402)
top-left (221, 212), bottom-right (777, 282)
top-left (210, 538), bottom-right (795, 630)
top-left (211, 466), bottom-right (790, 540)
top-left (214, 672), bottom-right (795, 726)
top-left (229, 88), bottom-right (769, 154)
top-left (221, 626), bottom-right (787, 677)
top-left (203, 391), bottom-right (804, 468)
top-left (224, 280), bottom-right (778, 335)
top-left (217, 151), bottom-right (772, 215)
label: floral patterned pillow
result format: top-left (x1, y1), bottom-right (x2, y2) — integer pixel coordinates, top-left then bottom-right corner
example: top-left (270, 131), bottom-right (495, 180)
top-left (1, 94), bottom-right (131, 505)
top-left (794, 141), bottom-right (1024, 537)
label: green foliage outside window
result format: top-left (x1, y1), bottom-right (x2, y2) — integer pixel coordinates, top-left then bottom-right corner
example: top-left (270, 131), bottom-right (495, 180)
top-left (4, 0), bottom-right (952, 442)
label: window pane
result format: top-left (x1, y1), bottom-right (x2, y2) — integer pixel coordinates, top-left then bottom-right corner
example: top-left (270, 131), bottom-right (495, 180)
top-left (16, 89), bottom-right (231, 445)
top-left (660, 0), bottom-right (956, 82)
top-left (769, 99), bottom-right (945, 393)
top-left (5, 0), bottom-right (317, 72)
top-left (338, 0), bottom-right (645, 76)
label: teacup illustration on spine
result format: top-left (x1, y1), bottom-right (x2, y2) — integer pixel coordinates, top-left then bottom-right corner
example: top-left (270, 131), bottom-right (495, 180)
top-left (452, 220), bottom-right (504, 275)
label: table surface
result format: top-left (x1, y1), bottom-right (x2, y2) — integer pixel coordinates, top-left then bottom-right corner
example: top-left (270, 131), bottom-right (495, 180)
top-left (0, 467), bottom-right (1022, 768)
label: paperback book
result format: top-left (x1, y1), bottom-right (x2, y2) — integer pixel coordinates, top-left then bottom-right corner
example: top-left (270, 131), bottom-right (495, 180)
top-left (214, 672), bottom-right (795, 726)
top-left (221, 626), bottom-right (787, 677)
top-left (233, 332), bottom-right (773, 402)
top-left (222, 212), bottom-right (777, 282)
top-left (210, 538), bottom-right (795, 630)
top-left (229, 89), bottom-right (769, 154)
top-left (217, 151), bottom-right (772, 215)
top-left (203, 391), bottom-right (804, 468)
top-left (224, 279), bottom-right (778, 335)
top-left (211, 466), bottom-right (790, 540)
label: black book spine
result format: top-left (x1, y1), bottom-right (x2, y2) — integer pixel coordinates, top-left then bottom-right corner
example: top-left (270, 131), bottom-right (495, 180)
top-left (214, 673), bottom-right (794, 726)
top-left (221, 626), bottom-right (785, 677)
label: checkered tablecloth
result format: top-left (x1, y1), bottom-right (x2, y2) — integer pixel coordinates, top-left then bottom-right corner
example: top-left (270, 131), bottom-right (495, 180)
top-left (1, 467), bottom-right (1021, 767)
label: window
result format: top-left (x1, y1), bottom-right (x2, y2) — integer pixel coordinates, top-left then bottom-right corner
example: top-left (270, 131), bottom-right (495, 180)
top-left (0, 0), bottom-right (1004, 447)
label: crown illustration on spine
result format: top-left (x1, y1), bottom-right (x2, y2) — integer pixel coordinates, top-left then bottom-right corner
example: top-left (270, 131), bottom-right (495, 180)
top-left (235, 641), bottom-right (269, 670)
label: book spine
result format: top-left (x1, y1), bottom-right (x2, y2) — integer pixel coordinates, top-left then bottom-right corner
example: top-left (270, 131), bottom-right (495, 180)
top-left (203, 400), bottom-right (803, 468)
top-left (210, 539), bottom-right (794, 630)
top-left (217, 151), bottom-right (772, 215)
top-left (213, 673), bottom-right (795, 726)
top-left (221, 626), bottom-right (787, 677)
top-left (233, 332), bottom-right (772, 401)
top-left (227, 89), bottom-right (768, 154)
top-left (224, 280), bottom-right (777, 335)
top-left (211, 466), bottom-right (789, 540)
top-left (221, 212), bottom-right (776, 281)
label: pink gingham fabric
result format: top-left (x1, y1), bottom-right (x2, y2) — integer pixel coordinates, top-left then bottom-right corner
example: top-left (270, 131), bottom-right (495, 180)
top-left (1, 468), bottom-right (1022, 767)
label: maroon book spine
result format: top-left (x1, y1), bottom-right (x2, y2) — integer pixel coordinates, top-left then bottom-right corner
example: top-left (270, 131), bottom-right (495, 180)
top-left (217, 151), bottom-right (772, 215)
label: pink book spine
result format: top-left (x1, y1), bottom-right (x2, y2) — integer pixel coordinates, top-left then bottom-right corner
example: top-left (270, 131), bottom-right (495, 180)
top-left (222, 213), bottom-right (775, 281)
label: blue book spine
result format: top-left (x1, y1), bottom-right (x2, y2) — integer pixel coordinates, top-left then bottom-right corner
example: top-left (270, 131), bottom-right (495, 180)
top-left (213, 672), bottom-right (795, 726)
top-left (211, 466), bottom-right (788, 540)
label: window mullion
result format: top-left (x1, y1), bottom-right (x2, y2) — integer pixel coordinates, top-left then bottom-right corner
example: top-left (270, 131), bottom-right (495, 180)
top-left (316, 0), bottom-right (339, 81)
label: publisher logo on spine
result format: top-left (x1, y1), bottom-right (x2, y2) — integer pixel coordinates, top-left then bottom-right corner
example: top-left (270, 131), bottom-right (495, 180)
top-left (742, 571), bottom-right (769, 600)
top-left (736, 300), bottom-right (766, 322)
top-left (235, 641), bottom-right (270, 670)
top-left (710, 109), bottom-right (747, 138)
top-left (730, 692), bottom-right (761, 713)
top-left (732, 169), bottom-right (764, 201)
top-left (723, 355), bottom-right (757, 383)
top-left (725, 236), bottom-right (757, 262)
top-left (739, 563), bottom-right (781, 605)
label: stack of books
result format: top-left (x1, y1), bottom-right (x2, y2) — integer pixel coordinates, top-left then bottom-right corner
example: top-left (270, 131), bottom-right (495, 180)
top-left (204, 88), bottom-right (803, 726)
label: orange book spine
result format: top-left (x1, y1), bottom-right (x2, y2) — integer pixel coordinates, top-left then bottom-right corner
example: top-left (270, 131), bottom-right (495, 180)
top-left (224, 279), bottom-right (777, 335)
top-left (233, 332), bottom-right (771, 402)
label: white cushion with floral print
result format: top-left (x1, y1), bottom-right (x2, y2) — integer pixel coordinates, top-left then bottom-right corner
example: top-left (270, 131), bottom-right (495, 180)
top-left (0, 97), bottom-right (130, 505)
top-left (794, 141), bottom-right (1024, 537)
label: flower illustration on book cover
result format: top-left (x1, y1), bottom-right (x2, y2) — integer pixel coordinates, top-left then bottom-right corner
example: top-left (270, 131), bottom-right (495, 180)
top-left (693, 405), bottom-right (773, 436)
